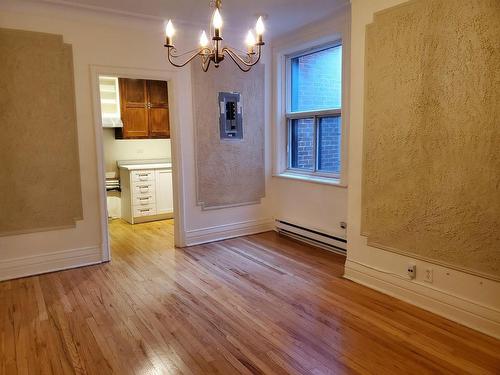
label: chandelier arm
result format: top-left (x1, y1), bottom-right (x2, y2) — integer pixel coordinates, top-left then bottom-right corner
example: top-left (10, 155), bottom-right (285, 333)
top-left (223, 46), bottom-right (261, 67)
top-left (169, 47), bottom-right (204, 58)
top-left (223, 49), bottom-right (253, 72)
top-left (167, 49), bottom-right (200, 68)
top-left (202, 56), bottom-right (212, 72)
top-left (229, 47), bottom-right (257, 61)
top-left (222, 46), bottom-right (262, 69)
top-left (222, 47), bottom-right (251, 66)
top-left (167, 47), bottom-right (210, 68)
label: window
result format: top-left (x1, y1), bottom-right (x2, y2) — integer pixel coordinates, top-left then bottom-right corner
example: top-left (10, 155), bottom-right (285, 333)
top-left (286, 43), bottom-right (342, 178)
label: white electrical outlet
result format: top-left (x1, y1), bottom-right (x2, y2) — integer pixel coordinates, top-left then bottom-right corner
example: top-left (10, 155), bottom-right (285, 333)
top-left (407, 264), bottom-right (416, 279)
top-left (424, 268), bottom-right (433, 283)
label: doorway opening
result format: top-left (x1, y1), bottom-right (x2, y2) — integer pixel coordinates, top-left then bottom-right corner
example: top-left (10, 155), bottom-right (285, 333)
top-left (91, 67), bottom-right (184, 261)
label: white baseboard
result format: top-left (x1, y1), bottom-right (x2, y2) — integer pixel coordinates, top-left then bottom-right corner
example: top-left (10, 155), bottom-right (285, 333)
top-left (0, 246), bottom-right (103, 282)
top-left (344, 259), bottom-right (500, 339)
top-left (184, 218), bottom-right (274, 246)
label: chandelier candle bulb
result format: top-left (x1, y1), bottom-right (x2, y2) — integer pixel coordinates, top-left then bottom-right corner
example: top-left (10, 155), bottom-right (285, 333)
top-left (165, 20), bottom-right (175, 46)
top-left (213, 8), bottom-right (223, 38)
top-left (256, 16), bottom-right (265, 44)
top-left (200, 31), bottom-right (209, 48)
top-left (246, 30), bottom-right (256, 54)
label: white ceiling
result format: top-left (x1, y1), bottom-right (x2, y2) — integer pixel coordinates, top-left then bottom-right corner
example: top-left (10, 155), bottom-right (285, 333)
top-left (42, 0), bottom-right (348, 38)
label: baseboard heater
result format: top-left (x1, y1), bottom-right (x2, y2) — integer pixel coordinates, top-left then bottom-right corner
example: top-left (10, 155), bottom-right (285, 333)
top-left (275, 219), bottom-right (346, 255)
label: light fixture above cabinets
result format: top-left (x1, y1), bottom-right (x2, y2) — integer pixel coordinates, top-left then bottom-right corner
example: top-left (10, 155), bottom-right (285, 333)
top-left (163, 0), bottom-right (265, 72)
top-left (99, 76), bottom-right (123, 128)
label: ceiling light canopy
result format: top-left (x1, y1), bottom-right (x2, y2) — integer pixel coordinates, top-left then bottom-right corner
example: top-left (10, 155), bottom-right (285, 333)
top-left (164, 0), bottom-right (265, 72)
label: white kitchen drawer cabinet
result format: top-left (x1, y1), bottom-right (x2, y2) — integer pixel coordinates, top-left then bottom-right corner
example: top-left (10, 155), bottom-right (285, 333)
top-left (131, 170), bottom-right (155, 182)
top-left (133, 204), bottom-right (156, 217)
top-left (155, 169), bottom-right (173, 215)
top-left (133, 194), bottom-right (155, 206)
top-left (132, 181), bottom-right (155, 195)
top-left (119, 165), bottom-right (173, 224)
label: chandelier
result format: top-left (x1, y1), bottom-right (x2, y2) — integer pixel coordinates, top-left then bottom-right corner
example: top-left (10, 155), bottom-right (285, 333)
top-left (163, 0), bottom-right (265, 72)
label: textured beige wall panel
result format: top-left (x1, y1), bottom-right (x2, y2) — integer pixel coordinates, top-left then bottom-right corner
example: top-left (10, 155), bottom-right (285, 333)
top-left (0, 28), bottom-right (82, 236)
top-left (362, 0), bottom-right (500, 279)
top-left (192, 62), bottom-right (265, 210)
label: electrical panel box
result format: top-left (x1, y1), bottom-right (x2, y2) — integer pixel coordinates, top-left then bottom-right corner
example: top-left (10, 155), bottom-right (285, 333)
top-left (219, 92), bottom-right (243, 140)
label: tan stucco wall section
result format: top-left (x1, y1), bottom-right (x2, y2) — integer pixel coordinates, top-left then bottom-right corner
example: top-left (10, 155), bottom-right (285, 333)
top-left (191, 62), bottom-right (265, 210)
top-left (0, 28), bottom-right (82, 236)
top-left (361, 0), bottom-right (500, 279)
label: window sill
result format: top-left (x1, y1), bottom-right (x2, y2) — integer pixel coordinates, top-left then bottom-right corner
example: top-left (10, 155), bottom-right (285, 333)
top-left (273, 172), bottom-right (347, 187)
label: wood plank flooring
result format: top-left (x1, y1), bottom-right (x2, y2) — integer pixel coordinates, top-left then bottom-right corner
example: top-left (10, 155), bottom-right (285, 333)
top-left (1, 219), bottom-right (499, 374)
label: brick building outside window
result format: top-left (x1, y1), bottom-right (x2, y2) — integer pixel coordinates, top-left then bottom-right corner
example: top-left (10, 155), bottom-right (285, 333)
top-left (286, 43), bottom-right (342, 178)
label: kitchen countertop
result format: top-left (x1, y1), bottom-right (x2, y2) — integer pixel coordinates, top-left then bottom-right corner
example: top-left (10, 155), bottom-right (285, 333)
top-left (117, 159), bottom-right (172, 170)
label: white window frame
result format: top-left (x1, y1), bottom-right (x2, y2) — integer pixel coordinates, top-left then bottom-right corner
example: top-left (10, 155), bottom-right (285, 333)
top-left (273, 35), bottom-right (349, 187)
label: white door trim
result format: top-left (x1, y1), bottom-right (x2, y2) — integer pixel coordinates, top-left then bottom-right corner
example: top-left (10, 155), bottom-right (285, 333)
top-left (90, 64), bottom-right (187, 261)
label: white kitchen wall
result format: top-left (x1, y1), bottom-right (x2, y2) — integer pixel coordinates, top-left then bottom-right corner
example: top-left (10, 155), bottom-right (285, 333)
top-left (345, 0), bottom-right (500, 339)
top-left (102, 129), bottom-right (171, 177)
top-left (269, 4), bottom-right (350, 239)
top-left (0, 0), bottom-right (273, 279)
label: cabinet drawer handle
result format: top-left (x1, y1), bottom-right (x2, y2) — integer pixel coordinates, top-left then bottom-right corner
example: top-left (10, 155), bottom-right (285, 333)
top-left (138, 197), bottom-right (150, 200)
top-left (138, 185), bottom-right (149, 189)
top-left (139, 209), bottom-right (150, 212)
top-left (138, 173), bottom-right (149, 177)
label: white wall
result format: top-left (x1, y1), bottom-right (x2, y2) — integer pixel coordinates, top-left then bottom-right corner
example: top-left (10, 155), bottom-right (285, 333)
top-left (0, 0), bottom-right (274, 279)
top-left (269, 4), bottom-right (350, 239)
top-left (345, 0), bottom-right (500, 339)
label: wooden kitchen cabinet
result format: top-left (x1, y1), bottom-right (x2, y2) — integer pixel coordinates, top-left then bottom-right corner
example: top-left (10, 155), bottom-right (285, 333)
top-left (116, 78), bottom-right (170, 139)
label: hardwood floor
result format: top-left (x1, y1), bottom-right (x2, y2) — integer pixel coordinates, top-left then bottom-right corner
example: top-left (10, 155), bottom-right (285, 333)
top-left (1, 220), bottom-right (499, 374)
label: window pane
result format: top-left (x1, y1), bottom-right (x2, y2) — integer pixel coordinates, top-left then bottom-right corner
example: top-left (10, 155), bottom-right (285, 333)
top-left (318, 116), bottom-right (341, 173)
top-left (291, 45), bottom-right (342, 112)
top-left (290, 118), bottom-right (314, 170)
